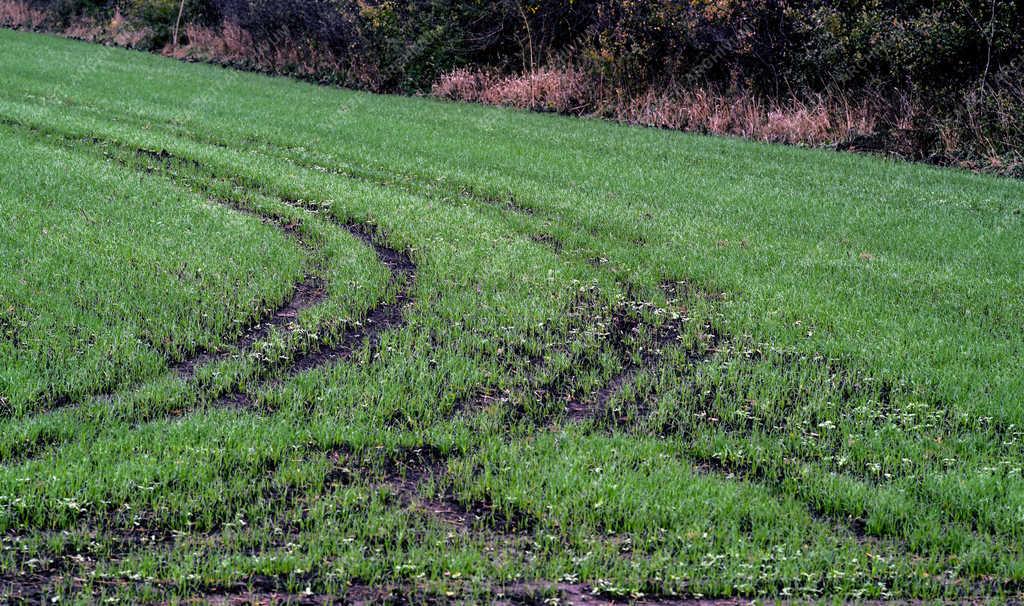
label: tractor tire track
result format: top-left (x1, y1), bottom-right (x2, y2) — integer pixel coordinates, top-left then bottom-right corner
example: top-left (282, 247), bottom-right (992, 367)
top-left (125, 143), bottom-right (420, 388)
top-left (116, 148), bottom-right (420, 412)
top-left (0, 119), bottom-right (330, 409)
top-left (286, 221), bottom-right (416, 377)
top-left (205, 217), bottom-right (417, 411)
top-left (161, 197), bottom-right (328, 381)
top-left (170, 275), bottom-right (327, 379)
top-left (325, 445), bottom-right (536, 538)
top-left (89, 132), bottom-right (420, 391)
top-left (0, 123), bottom-right (418, 467)
top-left (448, 283), bottom-right (885, 553)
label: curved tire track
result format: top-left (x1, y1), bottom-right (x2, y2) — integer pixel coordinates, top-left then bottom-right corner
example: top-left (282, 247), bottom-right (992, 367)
top-left (107, 142), bottom-right (419, 389)
top-left (172, 275), bottom-right (327, 379)
top-left (120, 151), bottom-right (420, 412)
top-left (209, 219), bottom-right (417, 409)
top-left (167, 203), bottom-right (327, 381)
top-left (287, 221), bottom-right (416, 377)
top-left (0, 129), bottom-right (418, 471)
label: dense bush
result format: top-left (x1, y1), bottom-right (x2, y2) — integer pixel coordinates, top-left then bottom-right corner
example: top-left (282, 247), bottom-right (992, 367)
top-left (6, 0), bottom-right (1023, 174)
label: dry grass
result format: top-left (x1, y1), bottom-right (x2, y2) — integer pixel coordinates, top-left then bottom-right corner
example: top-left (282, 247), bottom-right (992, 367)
top-left (432, 67), bottom-right (592, 115)
top-left (62, 9), bottom-right (154, 49)
top-left (164, 22), bottom-right (383, 88)
top-left (0, 0), bottom-right (46, 30)
top-left (430, 66), bottom-right (1023, 173)
top-left (433, 67), bottom-right (880, 147)
top-left (430, 68), bottom-right (489, 102)
top-left (165, 22), bottom-right (255, 64)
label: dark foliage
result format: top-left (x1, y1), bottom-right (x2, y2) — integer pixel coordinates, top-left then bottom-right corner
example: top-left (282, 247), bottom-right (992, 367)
top-left (13, 0), bottom-right (1024, 173)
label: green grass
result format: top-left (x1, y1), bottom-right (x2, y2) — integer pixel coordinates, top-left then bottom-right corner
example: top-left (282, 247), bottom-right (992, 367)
top-left (0, 28), bottom-right (1022, 603)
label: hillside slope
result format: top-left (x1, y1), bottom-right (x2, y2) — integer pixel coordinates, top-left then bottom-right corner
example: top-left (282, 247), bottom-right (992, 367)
top-left (1, 30), bottom-right (1022, 603)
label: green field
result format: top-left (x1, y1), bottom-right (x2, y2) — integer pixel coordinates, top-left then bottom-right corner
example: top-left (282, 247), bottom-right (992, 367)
top-left (1, 28), bottom-right (1023, 604)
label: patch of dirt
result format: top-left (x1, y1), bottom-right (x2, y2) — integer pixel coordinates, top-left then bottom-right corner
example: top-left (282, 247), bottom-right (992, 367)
top-left (198, 575), bottom-right (332, 606)
top-left (534, 288), bottom-right (697, 425)
top-left (134, 147), bottom-right (205, 174)
top-left (451, 387), bottom-right (510, 417)
top-left (530, 233), bottom-right (564, 253)
top-left (210, 391), bottom-right (254, 410)
top-left (0, 570), bottom-right (62, 604)
top-left (453, 285), bottom-right (705, 428)
top-left (566, 301), bottom-right (696, 424)
top-left (196, 577), bottom-right (451, 605)
top-left (0, 525), bottom-right (181, 602)
top-left (660, 279), bottom-right (727, 303)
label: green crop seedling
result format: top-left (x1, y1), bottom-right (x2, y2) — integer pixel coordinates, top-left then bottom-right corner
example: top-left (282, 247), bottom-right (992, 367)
top-left (0, 29), bottom-right (1022, 604)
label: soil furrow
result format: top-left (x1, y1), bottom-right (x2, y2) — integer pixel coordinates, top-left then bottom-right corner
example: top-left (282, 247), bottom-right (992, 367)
top-left (171, 274), bottom-right (327, 380)
top-left (285, 221), bottom-right (416, 377)
top-left (324, 445), bottom-right (535, 537)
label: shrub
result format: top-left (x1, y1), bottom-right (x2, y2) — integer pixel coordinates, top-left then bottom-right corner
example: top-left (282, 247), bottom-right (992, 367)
top-left (0, 0), bottom-right (48, 29)
top-left (6, 0), bottom-right (1023, 175)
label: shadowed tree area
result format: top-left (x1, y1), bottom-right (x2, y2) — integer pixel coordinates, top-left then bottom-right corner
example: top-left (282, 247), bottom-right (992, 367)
top-left (2, 0), bottom-right (1022, 174)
